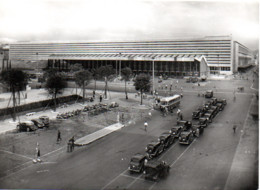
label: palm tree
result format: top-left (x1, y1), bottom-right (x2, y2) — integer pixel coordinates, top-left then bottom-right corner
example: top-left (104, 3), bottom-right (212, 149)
top-left (0, 69), bottom-right (28, 121)
top-left (121, 67), bottom-right (132, 99)
top-left (74, 70), bottom-right (93, 103)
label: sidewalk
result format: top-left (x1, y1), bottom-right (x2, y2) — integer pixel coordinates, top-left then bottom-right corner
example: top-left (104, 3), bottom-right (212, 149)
top-left (224, 96), bottom-right (258, 190)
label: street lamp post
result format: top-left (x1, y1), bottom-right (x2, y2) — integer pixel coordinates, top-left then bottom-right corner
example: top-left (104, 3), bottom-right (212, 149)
top-left (36, 52), bottom-right (39, 73)
top-left (119, 53), bottom-right (122, 77)
top-left (152, 57), bottom-right (155, 96)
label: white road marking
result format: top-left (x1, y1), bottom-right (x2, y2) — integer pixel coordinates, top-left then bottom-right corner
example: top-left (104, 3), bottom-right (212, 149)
top-left (41, 146), bottom-right (65, 157)
top-left (126, 173), bottom-right (143, 189)
top-left (0, 149), bottom-right (33, 160)
top-left (158, 142), bottom-right (178, 160)
top-left (36, 169), bottom-right (49, 173)
top-left (170, 139), bottom-right (196, 167)
top-left (101, 169), bottom-right (129, 190)
top-left (149, 139), bottom-right (197, 190)
top-left (120, 173), bottom-right (146, 182)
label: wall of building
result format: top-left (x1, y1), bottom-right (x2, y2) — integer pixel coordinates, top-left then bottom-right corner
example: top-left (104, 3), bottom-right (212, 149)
top-left (10, 36), bottom-right (232, 69)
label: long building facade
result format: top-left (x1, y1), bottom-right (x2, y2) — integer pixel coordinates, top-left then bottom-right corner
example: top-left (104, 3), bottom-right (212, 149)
top-left (8, 35), bottom-right (254, 76)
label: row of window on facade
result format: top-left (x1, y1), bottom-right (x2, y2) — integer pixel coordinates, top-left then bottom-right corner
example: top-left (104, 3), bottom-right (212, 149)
top-left (209, 66), bottom-right (230, 71)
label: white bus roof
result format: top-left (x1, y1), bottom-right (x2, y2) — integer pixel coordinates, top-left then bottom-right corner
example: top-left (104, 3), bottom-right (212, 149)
top-left (160, 95), bottom-right (181, 102)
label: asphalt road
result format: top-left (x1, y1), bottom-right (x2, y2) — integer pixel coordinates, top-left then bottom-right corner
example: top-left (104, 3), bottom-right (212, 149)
top-left (0, 85), bottom-right (255, 190)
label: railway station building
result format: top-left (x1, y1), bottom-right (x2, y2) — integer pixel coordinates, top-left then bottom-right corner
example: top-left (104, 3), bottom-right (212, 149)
top-left (8, 35), bottom-right (254, 77)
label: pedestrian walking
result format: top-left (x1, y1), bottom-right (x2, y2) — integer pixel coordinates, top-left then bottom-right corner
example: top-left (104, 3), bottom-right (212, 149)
top-left (99, 94), bottom-right (102, 102)
top-left (70, 136), bottom-right (75, 152)
top-left (233, 124), bottom-right (237, 133)
top-left (93, 90), bottom-right (95, 98)
top-left (144, 121), bottom-right (148, 131)
top-left (57, 130), bottom-right (62, 143)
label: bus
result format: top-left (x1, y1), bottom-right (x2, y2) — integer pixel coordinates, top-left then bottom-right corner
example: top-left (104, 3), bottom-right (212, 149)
top-left (159, 95), bottom-right (181, 112)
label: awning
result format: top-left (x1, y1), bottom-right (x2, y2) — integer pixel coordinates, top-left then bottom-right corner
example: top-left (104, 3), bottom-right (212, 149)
top-left (48, 53), bottom-right (203, 62)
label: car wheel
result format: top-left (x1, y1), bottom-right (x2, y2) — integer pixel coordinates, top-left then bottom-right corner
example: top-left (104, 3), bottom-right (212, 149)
top-left (26, 127), bottom-right (30, 132)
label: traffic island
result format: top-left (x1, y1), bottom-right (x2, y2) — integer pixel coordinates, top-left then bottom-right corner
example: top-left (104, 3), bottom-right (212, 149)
top-left (74, 122), bottom-right (125, 146)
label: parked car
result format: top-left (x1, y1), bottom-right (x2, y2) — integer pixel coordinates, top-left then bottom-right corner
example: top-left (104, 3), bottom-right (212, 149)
top-left (192, 107), bottom-right (206, 119)
top-left (39, 116), bottom-right (50, 127)
top-left (179, 131), bottom-right (194, 145)
top-left (199, 117), bottom-right (209, 128)
top-left (192, 124), bottom-right (204, 137)
top-left (203, 102), bottom-right (212, 110)
top-left (31, 119), bottom-right (45, 128)
top-left (177, 120), bottom-right (192, 131)
top-left (170, 126), bottom-right (183, 138)
top-left (216, 102), bottom-right (225, 111)
top-left (159, 132), bottom-right (175, 149)
top-left (17, 121), bottom-right (37, 132)
top-left (204, 112), bottom-right (214, 123)
top-left (128, 153), bottom-right (147, 174)
top-left (217, 99), bottom-right (227, 106)
top-left (143, 160), bottom-right (170, 181)
top-left (211, 97), bottom-right (218, 106)
top-left (145, 141), bottom-right (165, 159)
top-left (191, 77), bottom-right (198, 83)
top-left (205, 90), bottom-right (213, 98)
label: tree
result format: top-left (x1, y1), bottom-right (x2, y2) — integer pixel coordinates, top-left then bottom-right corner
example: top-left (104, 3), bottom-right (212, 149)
top-left (91, 68), bottom-right (99, 92)
top-left (134, 73), bottom-right (151, 105)
top-left (69, 63), bottom-right (83, 72)
top-left (74, 70), bottom-right (93, 103)
top-left (97, 66), bottom-right (115, 99)
top-left (0, 69), bottom-right (28, 121)
top-left (121, 67), bottom-right (132, 99)
top-left (45, 73), bottom-right (67, 111)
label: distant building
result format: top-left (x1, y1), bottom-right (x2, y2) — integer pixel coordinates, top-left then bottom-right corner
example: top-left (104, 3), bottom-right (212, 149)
top-left (8, 35), bottom-right (254, 76)
top-left (0, 45), bottom-right (10, 70)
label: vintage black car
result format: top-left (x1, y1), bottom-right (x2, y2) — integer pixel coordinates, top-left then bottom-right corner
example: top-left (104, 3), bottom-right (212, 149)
top-left (199, 117), bottom-right (209, 128)
top-left (210, 106), bottom-right (219, 116)
top-left (128, 153), bottom-right (147, 173)
top-left (192, 107), bottom-right (206, 119)
top-left (159, 132), bottom-right (175, 149)
top-left (204, 112), bottom-right (214, 123)
top-left (31, 119), bottom-right (45, 128)
top-left (217, 99), bottom-right (227, 106)
top-left (211, 97), bottom-right (218, 106)
top-left (176, 120), bottom-right (192, 131)
top-left (216, 102), bottom-right (225, 111)
top-left (144, 160), bottom-right (170, 181)
top-left (205, 90), bottom-right (213, 98)
top-left (170, 126), bottom-right (183, 138)
top-left (39, 116), bottom-right (50, 127)
top-left (146, 141), bottom-right (164, 159)
top-left (17, 121), bottom-right (37, 132)
top-left (192, 124), bottom-right (204, 137)
top-left (203, 102), bottom-right (212, 111)
top-left (179, 131), bottom-right (194, 145)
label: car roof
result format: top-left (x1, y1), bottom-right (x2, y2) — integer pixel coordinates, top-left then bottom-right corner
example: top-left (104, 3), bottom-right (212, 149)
top-left (148, 141), bottom-right (160, 146)
top-left (160, 132), bottom-right (171, 138)
top-left (131, 153), bottom-right (146, 160)
top-left (20, 121), bottom-right (34, 125)
top-left (145, 160), bottom-right (163, 168)
top-left (206, 90), bottom-right (213, 92)
top-left (181, 131), bottom-right (191, 135)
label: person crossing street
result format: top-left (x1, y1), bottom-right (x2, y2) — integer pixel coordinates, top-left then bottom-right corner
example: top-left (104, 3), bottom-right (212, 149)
top-left (144, 121), bottom-right (148, 131)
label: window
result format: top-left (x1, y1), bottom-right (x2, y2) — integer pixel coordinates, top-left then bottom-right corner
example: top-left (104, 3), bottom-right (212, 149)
top-left (221, 67), bottom-right (230, 71)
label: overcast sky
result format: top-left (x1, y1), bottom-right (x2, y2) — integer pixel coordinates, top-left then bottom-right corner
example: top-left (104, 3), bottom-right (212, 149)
top-left (0, 0), bottom-right (259, 50)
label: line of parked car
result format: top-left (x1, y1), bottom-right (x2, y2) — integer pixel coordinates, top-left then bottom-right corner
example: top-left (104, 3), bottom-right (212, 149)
top-left (16, 116), bottom-right (50, 132)
top-left (128, 96), bottom-right (227, 181)
top-left (56, 102), bottom-right (119, 119)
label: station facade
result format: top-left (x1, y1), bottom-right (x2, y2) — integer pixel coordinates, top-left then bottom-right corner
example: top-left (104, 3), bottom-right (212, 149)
top-left (8, 35), bottom-right (254, 77)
